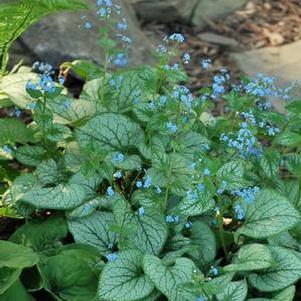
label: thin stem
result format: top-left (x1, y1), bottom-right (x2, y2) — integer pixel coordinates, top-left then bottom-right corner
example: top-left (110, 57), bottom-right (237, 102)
top-left (216, 196), bottom-right (229, 261)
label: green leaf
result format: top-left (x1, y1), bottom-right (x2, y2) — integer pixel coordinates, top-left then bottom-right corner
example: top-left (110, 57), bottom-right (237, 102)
top-left (46, 124), bottom-right (72, 142)
top-left (10, 214), bottom-right (68, 254)
top-left (99, 250), bottom-right (154, 301)
top-left (176, 131), bottom-right (210, 160)
top-left (0, 241), bottom-right (38, 269)
top-left (108, 71), bottom-right (143, 112)
top-left (216, 280), bottom-right (248, 301)
top-left (223, 244), bottom-right (273, 272)
top-left (38, 254), bottom-right (98, 301)
top-left (274, 131), bottom-right (301, 148)
top-left (217, 160), bottom-right (250, 190)
top-left (68, 211), bottom-right (117, 255)
top-left (0, 118), bottom-right (34, 145)
top-left (0, 72), bottom-right (38, 108)
top-left (111, 154), bottom-right (142, 170)
top-left (35, 159), bottom-right (59, 185)
top-left (47, 95), bottom-right (97, 125)
top-left (62, 60), bottom-right (103, 81)
top-left (76, 113), bottom-right (145, 152)
top-left (248, 246), bottom-right (301, 292)
top-left (57, 243), bottom-right (104, 274)
top-left (184, 221), bottom-right (216, 266)
top-left (236, 190), bottom-right (300, 239)
top-left (148, 153), bottom-right (193, 196)
top-left (127, 208), bottom-right (168, 255)
top-left (0, 267), bottom-right (21, 295)
top-left (273, 286), bottom-right (295, 301)
top-left (178, 189), bottom-right (215, 217)
top-left (14, 146), bottom-right (46, 167)
top-left (202, 273), bottom-right (234, 296)
top-left (259, 150), bottom-right (281, 179)
top-left (143, 255), bottom-right (196, 301)
top-left (286, 99), bottom-right (301, 113)
top-left (0, 280), bottom-right (36, 301)
top-left (22, 183), bottom-right (86, 210)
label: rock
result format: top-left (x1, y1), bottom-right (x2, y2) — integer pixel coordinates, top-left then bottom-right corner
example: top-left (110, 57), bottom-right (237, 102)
top-left (130, 0), bottom-right (248, 27)
top-left (10, 0), bottom-right (154, 68)
top-left (198, 32), bottom-right (243, 50)
top-left (230, 40), bottom-right (301, 112)
top-left (130, 0), bottom-right (199, 23)
top-left (192, 0), bottom-right (248, 27)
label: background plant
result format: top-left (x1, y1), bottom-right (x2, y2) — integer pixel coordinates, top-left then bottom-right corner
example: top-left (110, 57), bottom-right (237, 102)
top-left (1, 1), bottom-right (301, 301)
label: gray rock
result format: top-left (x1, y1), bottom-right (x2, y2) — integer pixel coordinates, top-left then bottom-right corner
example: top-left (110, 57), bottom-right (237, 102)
top-left (11, 0), bottom-right (154, 68)
top-left (230, 40), bottom-right (301, 112)
top-left (130, 0), bottom-right (248, 27)
top-left (130, 0), bottom-right (199, 23)
top-left (192, 0), bottom-right (248, 27)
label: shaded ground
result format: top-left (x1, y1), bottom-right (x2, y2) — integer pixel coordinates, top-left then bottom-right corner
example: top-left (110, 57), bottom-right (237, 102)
top-left (142, 0), bottom-right (301, 92)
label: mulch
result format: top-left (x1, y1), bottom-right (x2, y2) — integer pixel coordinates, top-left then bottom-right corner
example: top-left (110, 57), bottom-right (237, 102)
top-left (141, 0), bottom-right (301, 93)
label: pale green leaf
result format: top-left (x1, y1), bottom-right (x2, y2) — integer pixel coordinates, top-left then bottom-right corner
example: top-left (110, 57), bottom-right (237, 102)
top-left (236, 190), bottom-right (300, 239)
top-left (68, 211), bottom-right (117, 255)
top-left (99, 250), bottom-right (154, 301)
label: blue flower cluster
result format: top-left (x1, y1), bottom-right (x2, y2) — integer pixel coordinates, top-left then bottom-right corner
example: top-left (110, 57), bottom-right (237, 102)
top-left (220, 119), bottom-right (262, 158)
top-left (166, 215), bottom-right (179, 224)
top-left (168, 33), bottom-right (185, 43)
top-left (173, 85), bottom-right (194, 112)
top-left (232, 186), bottom-right (260, 204)
top-left (234, 203), bottom-right (245, 220)
top-left (106, 252), bottom-right (118, 262)
top-left (136, 175), bottom-right (152, 189)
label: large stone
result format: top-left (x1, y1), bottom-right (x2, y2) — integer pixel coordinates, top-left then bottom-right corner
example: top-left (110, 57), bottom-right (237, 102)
top-left (230, 40), bottom-right (301, 112)
top-left (130, 0), bottom-right (248, 27)
top-left (130, 0), bottom-right (199, 23)
top-left (10, 0), bottom-right (154, 68)
top-left (192, 0), bottom-right (248, 27)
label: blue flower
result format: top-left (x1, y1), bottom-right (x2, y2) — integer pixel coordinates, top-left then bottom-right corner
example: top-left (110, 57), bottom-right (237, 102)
top-left (210, 266), bottom-right (219, 276)
top-left (196, 296), bottom-right (206, 301)
top-left (114, 171), bottom-right (122, 179)
top-left (217, 180), bottom-right (227, 194)
top-left (159, 95), bottom-right (167, 105)
top-left (117, 19), bottom-right (127, 31)
top-left (183, 53), bottom-right (191, 64)
top-left (197, 183), bottom-right (205, 191)
top-left (234, 203), bottom-right (245, 220)
top-left (166, 122), bottom-right (177, 133)
top-left (156, 45), bottom-right (167, 54)
top-left (143, 176), bottom-right (152, 188)
top-left (107, 186), bottom-right (115, 197)
top-left (184, 221), bottom-right (192, 229)
top-left (137, 207), bottom-right (145, 216)
top-left (2, 145), bottom-right (12, 153)
top-left (136, 180), bottom-right (143, 188)
top-left (112, 153), bottom-right (125, 164)
top-left (83, 21), bottom-right (92, 30)
top-left (106, 253), bottom-right (118, 262)
top-left (232, 186), bottom-right (260, 204)
top-left (14, 107), bottom-right (21, 118)
top-left (201, 58), bottom-right (211, 69)
top-left (169, 33), bottom-right (185, 43)
top-left (113, 53), bottom-right (128, 67)
top-left (26, 81), bottom-right (37, 91)
top-left (166, 215), bottom-right (179, 224)
top-left (203, 168), bottom-right (211, 176)
top-left (155, 186), bottom-right (162, 194)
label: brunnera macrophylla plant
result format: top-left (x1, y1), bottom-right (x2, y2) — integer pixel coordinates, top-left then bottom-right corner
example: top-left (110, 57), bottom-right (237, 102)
top-left (1, 1), bottom-right (301, 301)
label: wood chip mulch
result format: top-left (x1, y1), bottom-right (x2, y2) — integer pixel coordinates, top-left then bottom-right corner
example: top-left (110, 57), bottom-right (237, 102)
top-left (141, 0), bottom-right (301, 92)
